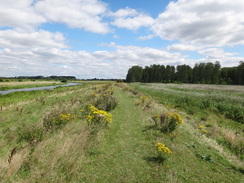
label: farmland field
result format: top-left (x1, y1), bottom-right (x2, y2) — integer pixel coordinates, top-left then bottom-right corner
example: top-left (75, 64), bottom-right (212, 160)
top-left (0, 81), bottom-right (243, 182)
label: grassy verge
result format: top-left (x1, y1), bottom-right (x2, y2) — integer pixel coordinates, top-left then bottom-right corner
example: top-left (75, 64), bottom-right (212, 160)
top-left (129, 83), bottom-right (244, 160)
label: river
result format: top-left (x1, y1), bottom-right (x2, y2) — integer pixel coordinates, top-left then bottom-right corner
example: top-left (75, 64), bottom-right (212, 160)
top-left (0, 83), bottom-right (81, 95)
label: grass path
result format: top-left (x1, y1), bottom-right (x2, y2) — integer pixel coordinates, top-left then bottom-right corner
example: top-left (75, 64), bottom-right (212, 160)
top-left (79, 87), bottom-right (164, 183)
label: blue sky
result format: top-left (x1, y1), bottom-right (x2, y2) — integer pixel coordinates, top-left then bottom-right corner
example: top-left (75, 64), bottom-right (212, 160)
top-left (0, 0), bottom-right (244, 79)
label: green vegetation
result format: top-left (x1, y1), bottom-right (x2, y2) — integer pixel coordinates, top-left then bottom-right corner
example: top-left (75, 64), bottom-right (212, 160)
top-left (129, 83), bottom-right (244, 159)
top-left (126, 61), bottom-right (244, 85)
top-left (0, 82), bottom-right (243, 182)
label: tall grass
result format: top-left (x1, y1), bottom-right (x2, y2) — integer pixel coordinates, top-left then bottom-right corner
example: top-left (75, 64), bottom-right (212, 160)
top-left (131, 83), bottom-right (244, 123)
top-left (129, 83), bottom-right (244, 159)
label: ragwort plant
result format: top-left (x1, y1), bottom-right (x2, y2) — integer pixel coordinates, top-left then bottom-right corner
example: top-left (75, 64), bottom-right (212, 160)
top-left (197, 125), bottom-right (208, 134)
top-left (43, 109), bottom-right (75, 130)
top-left (81, 104), bottom-right (112, 133)
top-left (152, 112), bottom-right (183, 133)
top-left (86, 84), bottom-right (118, 111)
top-left (155, 142), bottom-right (173, 162)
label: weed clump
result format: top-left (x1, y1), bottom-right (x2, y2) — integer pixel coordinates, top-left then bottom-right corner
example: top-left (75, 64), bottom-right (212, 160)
top-left (152, 112), bottom-right (183, 133)
top-left (43, 109), bottom-right (75, 130)
top-left (86, 84), bottom-right (119, 111)
top-left (17, 124), bottom-right (44, 144)
top-left (82, 105), bottom-right (112, 125)
top-left (196, 125), bottom-right (208, 134)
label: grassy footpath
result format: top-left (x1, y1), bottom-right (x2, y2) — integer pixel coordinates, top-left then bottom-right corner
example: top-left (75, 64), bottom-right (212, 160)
top-left (78, 87), bottom-right (156, 182)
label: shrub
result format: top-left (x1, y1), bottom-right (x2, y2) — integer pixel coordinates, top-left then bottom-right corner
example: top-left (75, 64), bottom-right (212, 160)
top-left (155, 142), bottom-right (173, 162)
top-left (17, 124), bottom-right (44, 144)
top-left (83, 105), bottom-right (112, 126)
top-left (196, 125), bottom-right (208, 134)
top-left (155, 142), bottom-right (173, 155)
top-left (43, 109), bottom-right (75, 130)
top-left (89, 85), bottom-right (119, 111)
top-left (152, 112), bottom-right (183, 133)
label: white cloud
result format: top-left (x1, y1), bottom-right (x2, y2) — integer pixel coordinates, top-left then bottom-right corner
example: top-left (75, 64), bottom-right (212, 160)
top-left (108, 7), bottom-right (138, 17)
top-left (152, 0), bottom-right (244, 47)
top-left (0, 0), bottom-right (45, 28)
top-left (166, 44), bottom-right (202, 51)
top-left (110, 8), bottom-right (154, 30)
top-left (34, 0), bottom-right (110, 34)
top-left (0, 28), bottom-right (67, 50)
top-left (138, 34), bottom-right (155, 40)
top-left (1, 42), bottom-right (243, 78)
top-left (0, 0), bottom-right (110, 34)
top-left (0, 43), bottom-right (185, 78)
top-left (198, 48), bottom-right (236, 59)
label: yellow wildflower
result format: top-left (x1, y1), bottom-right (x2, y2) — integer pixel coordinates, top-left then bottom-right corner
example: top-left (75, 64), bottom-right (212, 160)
top-left (156, 143), bottom-right (173, 155)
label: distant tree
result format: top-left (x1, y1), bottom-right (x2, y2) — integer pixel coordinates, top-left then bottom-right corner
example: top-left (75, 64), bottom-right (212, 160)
top-left (141, 66), bottom-right (150, 82)
top-left (125, 62), bottom-right (243, 85)
top-left (192, 64), bottom-right (200, 83)
top-left (212, 61), bottom-right (221, 84)
top-left (126, 65), bottom-right (143, 82)
top-left (237, 61), bottom-right (244, 85)
top-left (160, 65), bottom-right (166, 82)
top-left (165, 65), bottom-right (172, 83)
top-left (204, 62), bottom-right (214, 84)
top-left (176, 64), bottom-right (192, 83)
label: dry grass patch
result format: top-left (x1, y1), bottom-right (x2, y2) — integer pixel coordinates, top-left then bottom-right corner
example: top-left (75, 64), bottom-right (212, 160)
top-left (0, 81), bottom-right (61, 87)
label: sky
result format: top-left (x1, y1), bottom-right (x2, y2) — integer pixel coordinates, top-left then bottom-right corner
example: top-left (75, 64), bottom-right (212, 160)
top-left (0, 0), bottom-right (244, 79)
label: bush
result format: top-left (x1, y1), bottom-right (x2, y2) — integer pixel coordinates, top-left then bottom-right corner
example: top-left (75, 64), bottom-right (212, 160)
top-left (89, 85), bottom-right (119, 111)
top-left (92, 94), bottom-right (118, 111)
top-left (81, 104), bottom-right (112, 134)
top-left (43, 109), bottom-right (75, 130)
top-left (152, 112), bottom-right (183, 133)
top-left (17, 124), bottom-right (44, 144)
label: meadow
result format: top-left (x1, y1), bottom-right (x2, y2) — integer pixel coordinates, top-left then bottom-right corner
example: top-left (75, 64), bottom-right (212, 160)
top-left (0, 81), bottom-right (243, 182)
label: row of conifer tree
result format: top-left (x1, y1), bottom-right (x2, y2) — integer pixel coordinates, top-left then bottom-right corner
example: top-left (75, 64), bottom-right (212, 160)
top-left (126, 61), bottom-right (244, 85)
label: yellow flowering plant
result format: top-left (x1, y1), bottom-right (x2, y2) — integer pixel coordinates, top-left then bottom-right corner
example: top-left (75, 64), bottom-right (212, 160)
top-left (156, 143), bottom-right (173, 155)
top-left (197, 125), bottom-right (208, 134)
top-left (82, 104), bottom-right (112, 127)
top-left (43, 111), bottom-right (75, 130)
top-left (152, 112), bottom-right (183, 133)
top-left (162, 112), bottom-right (183, 133)
top-left (155, 142), bottom-right (173, 163)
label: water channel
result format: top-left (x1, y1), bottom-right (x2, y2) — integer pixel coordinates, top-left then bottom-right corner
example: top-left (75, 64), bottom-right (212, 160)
top-left (0, 83), bottom-right (81, 95)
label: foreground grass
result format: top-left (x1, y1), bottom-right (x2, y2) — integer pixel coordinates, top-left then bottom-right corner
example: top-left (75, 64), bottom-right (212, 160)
top-left (0, 83), bottom-right (243, 182)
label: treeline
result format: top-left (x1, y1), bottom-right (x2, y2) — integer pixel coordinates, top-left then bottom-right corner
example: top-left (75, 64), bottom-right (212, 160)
top-left (126, 61), bottom-right (244, 85)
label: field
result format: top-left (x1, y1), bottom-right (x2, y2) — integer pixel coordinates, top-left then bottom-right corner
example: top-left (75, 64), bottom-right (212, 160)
top-left (0, 81), bottom-right (243, 182)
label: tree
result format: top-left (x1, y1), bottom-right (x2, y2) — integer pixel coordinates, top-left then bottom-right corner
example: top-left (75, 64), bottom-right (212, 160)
top-left (212, 61), bottom-right (221, 84)
top-left (126, 66), bottom-right (143, 82)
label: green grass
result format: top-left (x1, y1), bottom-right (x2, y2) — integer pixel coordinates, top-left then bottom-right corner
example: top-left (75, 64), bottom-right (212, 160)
top-left (129, 83), bottom-right (244, 159)
top-left (0, 83), bottom-right (243, 182)
top-left (130, 83), bottom-right (244, 124)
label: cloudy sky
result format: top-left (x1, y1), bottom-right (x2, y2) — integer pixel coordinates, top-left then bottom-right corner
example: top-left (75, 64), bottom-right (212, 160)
top-left (0, 0), bottom-right (244, 79)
